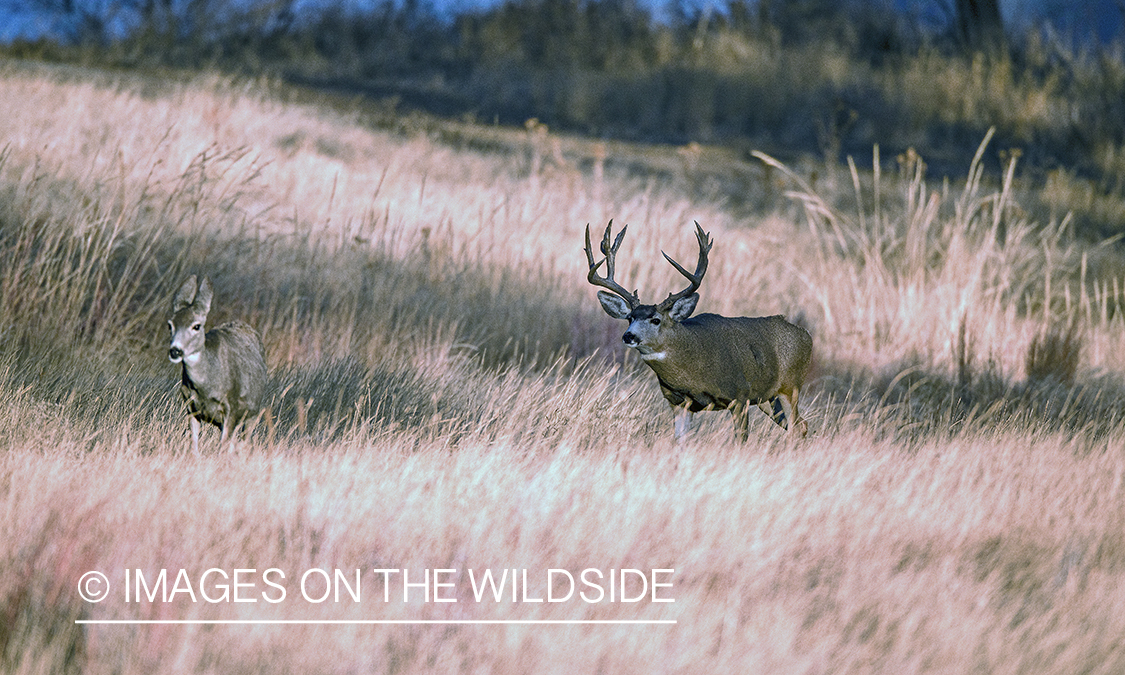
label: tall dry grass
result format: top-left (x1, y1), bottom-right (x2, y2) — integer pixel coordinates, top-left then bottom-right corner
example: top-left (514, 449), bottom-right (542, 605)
top-left (3, 61), bottom-right (1125, 673)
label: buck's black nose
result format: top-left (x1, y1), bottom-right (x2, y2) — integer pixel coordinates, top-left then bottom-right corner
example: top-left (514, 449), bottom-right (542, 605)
top-left (169, 346), bottom-right (183, 360)
top-left (622, 332), bottom-right (638, 346)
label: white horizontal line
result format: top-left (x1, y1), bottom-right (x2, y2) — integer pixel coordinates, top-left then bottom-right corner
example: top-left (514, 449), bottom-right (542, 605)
top-left (77, 619), bottom-right (677, 625)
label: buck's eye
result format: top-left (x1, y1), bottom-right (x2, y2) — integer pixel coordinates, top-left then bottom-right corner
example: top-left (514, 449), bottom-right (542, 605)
top-left (650, 317), bottom-right (661, 326)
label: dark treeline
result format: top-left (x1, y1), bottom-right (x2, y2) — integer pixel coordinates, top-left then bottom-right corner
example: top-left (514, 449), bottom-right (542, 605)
top-left (15, 0), bottom-right (1005, 85)
top-left (7, 0), bottom-right (1125, 201)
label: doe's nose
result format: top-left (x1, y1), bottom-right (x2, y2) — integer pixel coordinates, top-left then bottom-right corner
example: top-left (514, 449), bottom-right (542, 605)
top-left (169, 346), bottom-right (183, 360)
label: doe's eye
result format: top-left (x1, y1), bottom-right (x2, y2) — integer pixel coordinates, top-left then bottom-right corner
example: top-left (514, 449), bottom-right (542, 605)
top-left (192, 323), bottom-right (202, 331)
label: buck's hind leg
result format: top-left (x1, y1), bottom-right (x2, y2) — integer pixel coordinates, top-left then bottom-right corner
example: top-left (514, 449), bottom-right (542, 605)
top-left (787, 386), bottom-right (808, 437)
top-left (758, 399), bottom-right (788, 430)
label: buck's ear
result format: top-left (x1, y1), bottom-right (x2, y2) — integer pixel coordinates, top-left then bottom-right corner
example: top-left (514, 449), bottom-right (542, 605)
top-left (668, 293), bottom-right (699, 321)
top-left (597, 291), bottom-right (632, 319)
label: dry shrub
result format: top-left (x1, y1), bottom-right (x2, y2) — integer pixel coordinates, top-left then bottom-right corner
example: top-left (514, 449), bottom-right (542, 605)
top-left (1026, 324), bottom-right (1082, 385)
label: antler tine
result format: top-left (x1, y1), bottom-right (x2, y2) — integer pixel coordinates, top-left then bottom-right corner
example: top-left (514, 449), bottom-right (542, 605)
top-left (659, 221), bottom-right (713, 309)
top-left (584, 223), bottom-right (598, 269)
top-left (584, 220), bottom-right (639, 307)
top-left (600, 222), bottom-right (627, 279)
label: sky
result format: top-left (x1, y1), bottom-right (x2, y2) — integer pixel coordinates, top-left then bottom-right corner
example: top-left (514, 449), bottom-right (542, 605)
top-left (1, 0), bottom-right (1121, 43)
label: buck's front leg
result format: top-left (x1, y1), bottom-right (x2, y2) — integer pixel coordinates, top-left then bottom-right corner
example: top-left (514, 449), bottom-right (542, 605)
top-left (659, 385), bottom-right (695, 443)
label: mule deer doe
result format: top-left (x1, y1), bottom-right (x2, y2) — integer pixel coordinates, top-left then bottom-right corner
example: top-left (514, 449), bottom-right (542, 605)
top-left (585, 221), bottom-right (812, 441)
top-left (168, 275), bottom-right (267, 454)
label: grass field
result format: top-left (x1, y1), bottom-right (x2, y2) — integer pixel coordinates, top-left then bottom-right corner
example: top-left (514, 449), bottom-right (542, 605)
top-left (3, 59), bottom-right (1125, 673)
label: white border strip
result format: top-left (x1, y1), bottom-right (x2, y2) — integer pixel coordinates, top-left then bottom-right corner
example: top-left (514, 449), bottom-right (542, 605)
top-left (77, 619), bottom-right (676, 625)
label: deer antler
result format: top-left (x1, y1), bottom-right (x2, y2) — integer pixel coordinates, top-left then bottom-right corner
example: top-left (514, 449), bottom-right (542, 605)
top-left (585, 220), bottom-right (639, 308)
top-left (658, 222), bottom-right (712, 310)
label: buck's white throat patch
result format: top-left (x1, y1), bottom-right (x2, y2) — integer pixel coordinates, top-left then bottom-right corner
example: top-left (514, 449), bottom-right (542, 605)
top-left (641, 351), bottom-right (667, 362)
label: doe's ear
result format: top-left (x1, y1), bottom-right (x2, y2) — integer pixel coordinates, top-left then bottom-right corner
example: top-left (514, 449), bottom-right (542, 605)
top-left (597, 291), bottom-right (633, 320)
top-left (668, 293), bottom-right (699, 322)
top-left (172, 275), bottom-right (198, 313)
top-left (195, 277), bottom-right (214, 316)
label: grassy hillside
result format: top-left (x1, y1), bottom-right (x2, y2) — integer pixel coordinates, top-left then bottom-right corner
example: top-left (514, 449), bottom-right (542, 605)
top-left (12, 0), bottom-right (1125, 231)
top-left (3, 59), bottom-right (1125, 673)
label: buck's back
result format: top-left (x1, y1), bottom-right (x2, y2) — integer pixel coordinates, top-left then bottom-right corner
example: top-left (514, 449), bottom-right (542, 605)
top-left (654, 313), bottom-right (809, 402)
top-left (720, 314), bottom-right (811, 387)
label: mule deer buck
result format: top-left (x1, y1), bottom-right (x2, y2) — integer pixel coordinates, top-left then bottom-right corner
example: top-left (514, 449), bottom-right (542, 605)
top-left (168, 275), bottom-right (267, 454)
top-left (585, 221), bottom-right (812, 441)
